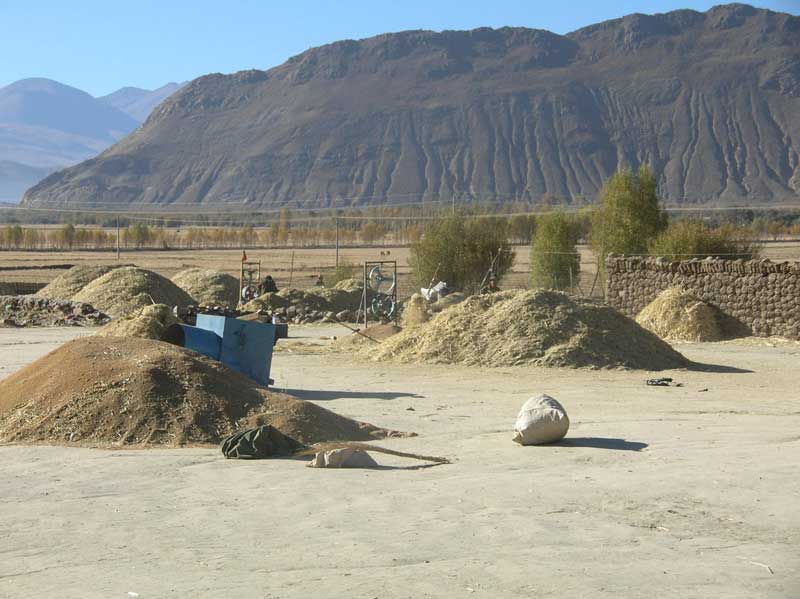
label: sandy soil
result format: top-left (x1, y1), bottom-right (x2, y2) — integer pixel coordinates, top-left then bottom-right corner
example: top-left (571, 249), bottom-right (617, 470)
top-left (1, 326), bottom-right (799, 598)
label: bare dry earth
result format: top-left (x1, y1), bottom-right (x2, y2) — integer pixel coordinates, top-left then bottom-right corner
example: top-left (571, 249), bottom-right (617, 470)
top-left (0, 326), bottom-right (799, 598)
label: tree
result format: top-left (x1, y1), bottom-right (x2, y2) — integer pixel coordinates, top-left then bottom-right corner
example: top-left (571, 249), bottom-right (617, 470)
top-left (59, 224), bottom-right (76, 249)
top-left (649, 220), bottom-right (760, 260)
top-left (508, 214), bottom-right (537, 244)
top-left (409, 214), bottom-right (514, 293)
top-left (590, 165), bottom-right (667, 261)
top-left (530, 212), bottom-right (580, 290)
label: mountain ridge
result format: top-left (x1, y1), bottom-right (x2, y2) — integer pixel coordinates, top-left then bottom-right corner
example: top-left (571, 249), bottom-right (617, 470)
top-left (23, 4), bottom-right (800, 209)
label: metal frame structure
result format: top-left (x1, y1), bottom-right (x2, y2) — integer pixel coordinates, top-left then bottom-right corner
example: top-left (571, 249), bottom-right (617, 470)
top-left (360, 260), bottom-right (398, 328)
top-left (239, 261), bottom-right (261, 306)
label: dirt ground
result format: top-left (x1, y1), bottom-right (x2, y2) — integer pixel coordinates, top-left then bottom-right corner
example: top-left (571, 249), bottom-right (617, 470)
top-left (0, 326), bottom-right (798, 598)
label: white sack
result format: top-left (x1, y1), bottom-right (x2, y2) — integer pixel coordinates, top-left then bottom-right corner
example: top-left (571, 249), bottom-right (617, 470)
top-left (307, 447), bottom-right (379, 468)
top-left (512, 393), bottom-right (569, 445)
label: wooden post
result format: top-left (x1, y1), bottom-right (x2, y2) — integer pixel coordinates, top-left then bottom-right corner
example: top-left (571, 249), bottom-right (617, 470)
top-left (116, 216), bottom-right (120, 260)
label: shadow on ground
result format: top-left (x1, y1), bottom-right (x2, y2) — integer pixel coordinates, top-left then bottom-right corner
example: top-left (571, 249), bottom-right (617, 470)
top-left (555, 437), bottom-right (648, 451)
top-left (686, 362), bottom-right (753, 374)
top-left (281, 388), bottom-right (423, 401)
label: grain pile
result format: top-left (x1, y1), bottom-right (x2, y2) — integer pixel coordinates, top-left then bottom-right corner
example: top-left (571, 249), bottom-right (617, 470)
top-left (171, 268), bottom-right (239, 308)
top-left (36, 265), bottom-right (117, 300)
top-left (95, 304), bottom-right (178, 340)
top-left (365, 289), bottom-right (688, 370)
top-left (635, 288), bottom-right (725, 342)
top-left (72, 267), bottom-right (194, 317)
top-left (0, 336), bottom-right (401, 446)
top-left (401, 293), bottom-right (429, 327)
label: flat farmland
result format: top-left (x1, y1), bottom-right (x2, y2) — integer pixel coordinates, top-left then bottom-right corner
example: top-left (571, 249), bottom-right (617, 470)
top-left (0, 241), bottom-right (798, 298)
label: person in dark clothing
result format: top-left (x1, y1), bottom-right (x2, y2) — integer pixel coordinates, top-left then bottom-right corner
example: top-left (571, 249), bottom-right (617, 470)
top-left (260, 275), bottom-right (278, 294)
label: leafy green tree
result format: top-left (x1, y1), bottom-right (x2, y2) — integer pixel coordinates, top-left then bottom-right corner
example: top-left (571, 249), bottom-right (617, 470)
top-left (590, 165), bottom-right (667, 261)
top-left (649, 220), bottom-right (760, 260)
top-left (530, 212), bottom-right (580, 290)
top-left (409, 214), bottom-right (514, 293)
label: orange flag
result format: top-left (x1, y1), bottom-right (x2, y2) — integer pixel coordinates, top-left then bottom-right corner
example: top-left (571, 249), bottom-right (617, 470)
top-left (241, 250), bottom-right (247, 262)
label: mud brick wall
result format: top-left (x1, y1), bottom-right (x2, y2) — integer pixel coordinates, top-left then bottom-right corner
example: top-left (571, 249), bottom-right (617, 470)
top-left (605, 256), bottom-right (800, 339)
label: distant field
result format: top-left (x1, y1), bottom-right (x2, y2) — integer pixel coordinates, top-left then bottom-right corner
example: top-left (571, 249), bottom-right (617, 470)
top-left (1, 241), bottom-right (799, 299)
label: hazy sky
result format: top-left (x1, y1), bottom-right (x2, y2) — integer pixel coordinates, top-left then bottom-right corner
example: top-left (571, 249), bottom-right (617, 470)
top-left (2, 0), bottom-right (798, 96)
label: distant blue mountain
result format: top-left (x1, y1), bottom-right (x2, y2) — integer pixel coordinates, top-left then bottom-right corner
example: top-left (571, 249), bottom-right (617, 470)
top-left (0, 78), bottom-right (178, 202)
top-left (99, 82), bottom-right (186, 122)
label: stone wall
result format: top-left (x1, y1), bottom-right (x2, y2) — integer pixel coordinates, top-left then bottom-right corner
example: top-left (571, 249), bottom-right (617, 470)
top-left (605, 256), bottom-right (800, 339)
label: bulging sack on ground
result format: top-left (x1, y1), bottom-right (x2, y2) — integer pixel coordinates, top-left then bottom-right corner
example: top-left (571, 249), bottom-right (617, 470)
top-left (307, 447), bottom-right (379, 468)
top-left (512, 394), bottom-right (570, 445)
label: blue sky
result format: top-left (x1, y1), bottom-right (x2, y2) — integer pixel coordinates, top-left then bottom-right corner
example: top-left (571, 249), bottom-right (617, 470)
top-left (2, 0), bottom-right (798, 96)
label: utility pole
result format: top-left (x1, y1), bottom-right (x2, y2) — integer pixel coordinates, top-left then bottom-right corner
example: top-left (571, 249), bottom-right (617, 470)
top-left (335, 216), bottom-right (340, 268)
top-left (116, 216), bottom-right (120, 260)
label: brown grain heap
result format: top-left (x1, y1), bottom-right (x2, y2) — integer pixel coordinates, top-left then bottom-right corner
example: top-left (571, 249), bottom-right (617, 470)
top-left (635, 288), bottom-right (725, 342)
top-left (171, 268), bottom-right (239, 308)
top-left (0, 336), bottom-right (401, 446)
top-left (365, 289), bottom-right (688, 370)
top-left (72, 266), bottom-right (194, 317)
top-left (36, 265), bottom-right (117, 300)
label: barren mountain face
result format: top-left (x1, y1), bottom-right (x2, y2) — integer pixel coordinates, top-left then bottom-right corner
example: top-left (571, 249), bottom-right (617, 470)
top-left (22, 4), bottom-right (800, 209)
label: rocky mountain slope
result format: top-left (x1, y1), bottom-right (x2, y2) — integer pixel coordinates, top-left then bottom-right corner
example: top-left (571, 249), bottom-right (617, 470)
top-left (22, 4), bottom-right (800, 209)
top-left (99, 82), bottom-right (186, 122)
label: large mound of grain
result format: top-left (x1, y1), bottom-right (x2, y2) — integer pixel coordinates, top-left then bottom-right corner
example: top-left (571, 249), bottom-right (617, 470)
top-left (95, 304), bottom-right (177, 339)
top-left (635, 288), bottom-right (724, 342)
top-left (171, 268), bottom-right (239, 307)
top-left (36, 265), bottom-right (116, 300)
top-left (0, 336), bottom-right (399, 446)
top-left (72, 267), bottom-right (194, 317)
top-left (366, 289), bottom-right (688, 370)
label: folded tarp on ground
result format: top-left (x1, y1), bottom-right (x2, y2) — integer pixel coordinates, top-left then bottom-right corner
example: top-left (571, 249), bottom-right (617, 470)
top-left (220, 425), bottom-right (304, 459)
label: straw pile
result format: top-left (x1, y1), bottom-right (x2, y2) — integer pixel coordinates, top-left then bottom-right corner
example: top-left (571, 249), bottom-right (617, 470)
top-left (171, 268), bottom-right (239, 308)
top-left (0, 336), bottom-right (403, 446)
top-left (36, 265), bottom-right (117, 300)
top-left (95, 304), bottom-right (177, 339)
top-left (72, 267), bottom-right (194, 317)
top-left (635, 288), bottom-right (725, 342)
top-left (365, 289), bottom-right (688, 370)
top-left (401, 293), bottom-right (429, 327)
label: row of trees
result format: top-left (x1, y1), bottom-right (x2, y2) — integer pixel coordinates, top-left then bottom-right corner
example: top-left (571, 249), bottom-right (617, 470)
top-left (530, 166), bottom-right (766, 292)
top-left (407, 166), bottom-right (770, 294)
top-left (0, 221), bottom-right (416, 250)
